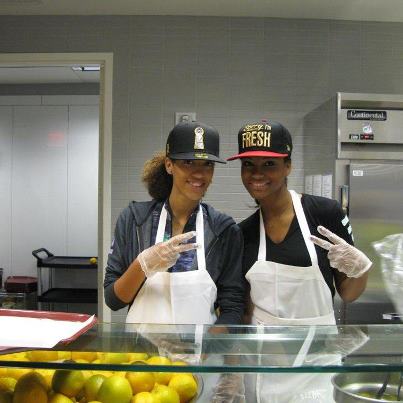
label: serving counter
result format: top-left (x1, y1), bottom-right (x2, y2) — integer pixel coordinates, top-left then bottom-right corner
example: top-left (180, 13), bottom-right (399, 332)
top-left (1, 323), bottom-right (403, 402)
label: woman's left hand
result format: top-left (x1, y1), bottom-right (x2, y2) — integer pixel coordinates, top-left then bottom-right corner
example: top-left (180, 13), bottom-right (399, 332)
top-left (311, 225), bottom-right (372, 278)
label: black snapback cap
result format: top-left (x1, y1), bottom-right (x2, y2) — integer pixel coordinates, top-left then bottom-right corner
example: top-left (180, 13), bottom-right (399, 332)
top-left (166, 121), bottom-right (226, 164)
top-left (227, 120), bottom-right (292, 160)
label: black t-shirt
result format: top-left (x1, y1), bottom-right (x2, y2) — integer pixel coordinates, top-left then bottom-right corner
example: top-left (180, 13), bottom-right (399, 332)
top-left (239, 193), bottom-right (354, 297)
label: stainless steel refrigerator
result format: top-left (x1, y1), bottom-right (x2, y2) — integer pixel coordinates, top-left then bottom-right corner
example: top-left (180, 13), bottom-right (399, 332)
top-left (304, 93), bottom-right (403, 324)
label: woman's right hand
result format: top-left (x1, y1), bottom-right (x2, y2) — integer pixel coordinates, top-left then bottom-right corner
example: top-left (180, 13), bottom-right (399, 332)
top-left (138, 231), bottom-right (198, 277)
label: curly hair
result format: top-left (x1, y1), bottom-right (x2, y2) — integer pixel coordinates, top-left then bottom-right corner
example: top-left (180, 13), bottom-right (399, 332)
top-left (142, 151), bottom-right (173, 201)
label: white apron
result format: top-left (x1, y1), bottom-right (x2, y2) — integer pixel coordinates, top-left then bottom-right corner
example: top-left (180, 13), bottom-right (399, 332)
top-left (126, 204), bottom-right (221, 402)
top-left (245, 190), bottom-right (339, 403)
top-left (126, 204), bottom-right (217, 325)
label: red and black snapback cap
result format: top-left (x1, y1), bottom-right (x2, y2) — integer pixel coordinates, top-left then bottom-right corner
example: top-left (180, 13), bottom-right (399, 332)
top-left (166, 121), bottom-right (226, 164)
top-left (227, 120), bottom-right (292, 161)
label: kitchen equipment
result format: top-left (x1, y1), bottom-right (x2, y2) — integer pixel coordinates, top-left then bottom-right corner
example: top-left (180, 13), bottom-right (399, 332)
top-left (332, 372), bottom-right (403, 402)
top-left (32, 247), bottom-right (97, 310)
top-left (304, 93), bottom-right (403, 324)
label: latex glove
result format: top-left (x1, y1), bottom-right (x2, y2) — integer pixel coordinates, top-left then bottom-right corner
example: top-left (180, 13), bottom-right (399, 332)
top-left (158, 339), bottom-right (202, 365)
top-left (138, 231), bottom-right (197, 277)
top-left (310, 225), bottom-right (372, 278)
top-left (211, 373), bottom-right (245, 403)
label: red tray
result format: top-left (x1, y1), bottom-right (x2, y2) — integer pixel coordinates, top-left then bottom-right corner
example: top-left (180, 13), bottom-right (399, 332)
top-left (0, 308), bottom-right (97, 346)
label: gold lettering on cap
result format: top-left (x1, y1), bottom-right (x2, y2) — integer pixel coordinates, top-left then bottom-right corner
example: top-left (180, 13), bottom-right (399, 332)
top-left (241, 126), bottom-right (271, 149)
top-left (194, 127), bottom-right (205, 150)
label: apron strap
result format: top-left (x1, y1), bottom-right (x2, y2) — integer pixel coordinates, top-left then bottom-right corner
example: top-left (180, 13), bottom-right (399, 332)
top-left (289, 190), bottom-right (318, 267)
top-left (195, 205), bottom-right (206, 272)
top-left (293, 325), bottom-right (316, 367)
top-left (156, 203), bottom-right (168, 243)
top-left (258, 210), bottom-right (266, 261)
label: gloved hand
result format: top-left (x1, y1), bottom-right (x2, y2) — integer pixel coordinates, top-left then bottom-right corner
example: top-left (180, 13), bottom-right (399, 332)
top-left (310, 225), bottom-right (372, 278)
top-left (211, 373), bottom-right (245, 403)
top-left (138, 231), bottom-right (198, 277)
top-left (158, 339), bottom-right (202, 365)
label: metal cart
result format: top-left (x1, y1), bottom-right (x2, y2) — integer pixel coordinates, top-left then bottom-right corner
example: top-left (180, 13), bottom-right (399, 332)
top-left (32, 248), bottom-right (98, 310)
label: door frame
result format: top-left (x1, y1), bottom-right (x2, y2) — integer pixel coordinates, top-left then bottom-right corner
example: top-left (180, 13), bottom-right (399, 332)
top-left (0, 52), bottom-right (113, 321)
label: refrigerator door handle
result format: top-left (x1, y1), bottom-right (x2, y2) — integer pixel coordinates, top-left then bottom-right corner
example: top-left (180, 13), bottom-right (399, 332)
top-left (340, 185), bottom-right (349, 216)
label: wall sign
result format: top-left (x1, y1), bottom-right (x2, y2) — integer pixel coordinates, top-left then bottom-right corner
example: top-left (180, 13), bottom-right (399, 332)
top-left (347, 110), bottom-right (387, 121)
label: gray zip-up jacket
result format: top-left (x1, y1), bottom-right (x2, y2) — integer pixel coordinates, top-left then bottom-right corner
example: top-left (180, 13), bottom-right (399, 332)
top-left (104, 200), bottom-right (246, 325)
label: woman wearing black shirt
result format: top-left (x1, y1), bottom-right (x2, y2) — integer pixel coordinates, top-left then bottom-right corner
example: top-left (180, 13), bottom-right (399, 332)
top-left (227, 120), bottom-right (371, 403)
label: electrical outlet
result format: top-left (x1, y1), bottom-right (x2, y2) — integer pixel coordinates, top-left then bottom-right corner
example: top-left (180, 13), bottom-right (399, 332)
top-left (175, 112), bottom-right (196, 125)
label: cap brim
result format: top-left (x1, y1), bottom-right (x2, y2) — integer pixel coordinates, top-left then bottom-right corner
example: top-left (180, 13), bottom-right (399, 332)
top-left (227, 150), bottom-right (289, 161)
top-left (168, 152), bottom-right (226, 164)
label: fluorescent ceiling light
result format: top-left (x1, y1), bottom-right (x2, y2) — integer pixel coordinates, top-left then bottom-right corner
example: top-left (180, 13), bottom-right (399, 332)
top-left (72, 66), bottom-right (100, 72)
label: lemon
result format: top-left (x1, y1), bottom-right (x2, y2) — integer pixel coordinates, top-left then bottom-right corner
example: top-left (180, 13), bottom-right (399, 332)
top-left (96, 374), bottom-right (132, 403)
top-left (151, 383), bottom-right (180, 403)
top-left (52, 369), bottom-right (85, 397)
top-left (13, 371), bottom-right (48, 403)
top-left (99, 352), bottom-right (130, 364)
top-left (90, 257), bottom-right (97, 265)
top-left (0, 391), bottom-right (12, 403)
top-left (132, 391), bottom-right (158, 403)
top-left (6, 367), bottom-right (31, 380)
top-left (49, 392), bottom-right (74, 403)
top-left (126, 371), bottom-right (155, 394)
top-left (71, 351), bottom-right (97, 362)
top-left (57, 351), bottom-right (72, 361)
top-left (171, 361), bottom-right (187, 367)
top-left (83, 374), bottom-right (106, 401)
top-left (0, 377), bottom-right (16, 393)
top-left (168, 374), bottom-right (197, 403)
top-left (146, 356), bottom-right (171, 366)
top-left (26, 350), bottom-right (59, 362)
top-left (129, 353), bottom-right (149, 362)
top-left (147, 356), bottom-right (173, 385)
top-left (35, 369), bottom-right (55, 389)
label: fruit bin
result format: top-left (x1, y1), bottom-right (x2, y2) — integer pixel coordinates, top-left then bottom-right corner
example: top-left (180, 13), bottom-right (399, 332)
top-left (1, 322), bottom-right (403, 402)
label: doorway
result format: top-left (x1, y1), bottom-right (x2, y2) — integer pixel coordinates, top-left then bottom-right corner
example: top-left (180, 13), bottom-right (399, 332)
top-left (0, 53), bottom-right (113, 321)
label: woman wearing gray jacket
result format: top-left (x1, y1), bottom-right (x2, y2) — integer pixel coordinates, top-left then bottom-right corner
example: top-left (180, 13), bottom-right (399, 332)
top-left (104, 121), bottom-right (246, 326)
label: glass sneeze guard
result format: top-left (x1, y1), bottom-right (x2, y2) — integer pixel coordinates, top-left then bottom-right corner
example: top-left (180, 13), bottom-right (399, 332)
top-left (1, 323), bottom-right (403, 374)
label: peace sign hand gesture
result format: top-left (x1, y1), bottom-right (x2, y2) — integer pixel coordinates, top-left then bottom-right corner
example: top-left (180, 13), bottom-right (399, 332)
top-left (310, 225), bottom-right (372, 278)
top-left (138, 231), bottom-right (198, 277)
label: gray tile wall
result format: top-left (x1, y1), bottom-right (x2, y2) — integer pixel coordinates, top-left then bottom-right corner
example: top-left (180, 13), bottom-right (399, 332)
top-left (2, 15), bottom-right (403, 320)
